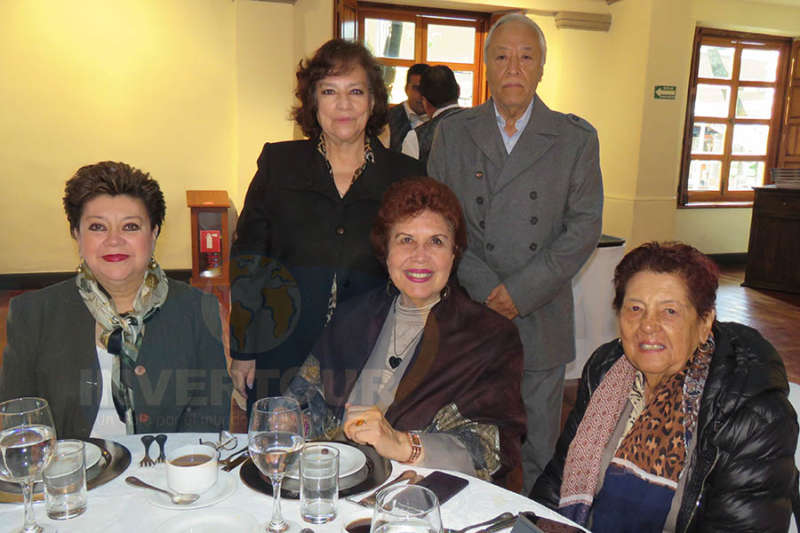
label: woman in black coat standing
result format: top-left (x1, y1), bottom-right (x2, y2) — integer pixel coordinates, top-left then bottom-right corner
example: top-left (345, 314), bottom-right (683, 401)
top-left (229, 39), bottom-right (421, 409)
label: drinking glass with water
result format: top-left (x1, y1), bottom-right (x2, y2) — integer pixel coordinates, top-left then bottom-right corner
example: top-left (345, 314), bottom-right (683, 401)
top-left (248, 396), bottom-right (305, 533)
top-left (300, 444), bottom-right (339, 524)
top-left (0, 397), bottom-right (57, 533)
top-left (43, 439), bottom-right (87, 520)
top-left (372, 485), bottom-right (442, 533)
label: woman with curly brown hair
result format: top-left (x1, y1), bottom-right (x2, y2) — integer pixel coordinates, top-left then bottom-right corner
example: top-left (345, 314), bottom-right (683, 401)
top-left (288, 178), bottom-right (526, 489)
top-left (229, 40), bottom-right (421, 409)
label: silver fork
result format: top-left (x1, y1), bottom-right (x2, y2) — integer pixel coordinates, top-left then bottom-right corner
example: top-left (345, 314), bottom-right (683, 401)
top-left (139, 435), bottom-right (155, 467)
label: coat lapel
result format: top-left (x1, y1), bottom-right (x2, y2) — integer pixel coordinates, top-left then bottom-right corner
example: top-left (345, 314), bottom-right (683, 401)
top-left (283, 139), bottom-right (339, 201)
top-left (493, 95), bottom-right (560, 193)
top-left (465, 101), bottom-right (507, 172)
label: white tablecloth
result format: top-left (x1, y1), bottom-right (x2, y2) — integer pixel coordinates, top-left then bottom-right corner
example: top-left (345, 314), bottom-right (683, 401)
top-left (568, 243), bottom-right (626, 379)
top-left (0, 433), bottom-right (586, 532)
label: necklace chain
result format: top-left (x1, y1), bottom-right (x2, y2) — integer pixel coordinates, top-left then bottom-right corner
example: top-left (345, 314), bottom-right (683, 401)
top-left (389, 300), bottom-right (425, 367)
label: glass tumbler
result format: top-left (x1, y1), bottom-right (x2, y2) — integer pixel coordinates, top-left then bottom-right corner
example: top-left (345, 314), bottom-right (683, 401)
top-left (300, 444), bottom-right (339, 524)
top-left (43, 439), bottom-right (87, 520)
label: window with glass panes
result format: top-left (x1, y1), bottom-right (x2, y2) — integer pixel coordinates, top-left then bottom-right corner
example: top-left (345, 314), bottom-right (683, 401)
top-left (678, 28), bottom-right (791, 206)
top-left (358, 4), bottom-right (488, 108)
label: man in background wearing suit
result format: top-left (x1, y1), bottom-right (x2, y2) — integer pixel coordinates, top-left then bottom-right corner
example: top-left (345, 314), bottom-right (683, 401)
top-left (402, 65), bottom-right (462, 169)
top-left (387, 63), bottom-right (429, 152)
top-left (428, 14), bottom-right (603, 493)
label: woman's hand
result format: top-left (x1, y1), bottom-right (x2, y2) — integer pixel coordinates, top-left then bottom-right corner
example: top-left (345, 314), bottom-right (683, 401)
top-left (343, 405), bottom-right (413, 463)
top-left (229, 359), bottom-right (255, 410)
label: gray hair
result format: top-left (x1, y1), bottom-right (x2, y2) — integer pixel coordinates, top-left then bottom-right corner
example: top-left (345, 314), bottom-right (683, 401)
top-left (484, 14), bottom-right (547, 68)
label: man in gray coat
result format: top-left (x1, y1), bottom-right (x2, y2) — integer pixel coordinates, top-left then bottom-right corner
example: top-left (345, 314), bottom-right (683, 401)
top-left (427, 14), bottom-right (603, 492)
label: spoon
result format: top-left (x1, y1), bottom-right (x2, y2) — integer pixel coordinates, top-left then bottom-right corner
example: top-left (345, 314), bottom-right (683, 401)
top-left (125, 476), bottom-right (200, 505)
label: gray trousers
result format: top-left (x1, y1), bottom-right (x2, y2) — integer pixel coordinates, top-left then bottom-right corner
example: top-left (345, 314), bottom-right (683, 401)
top-left (521, 365), bottom-right (565, 494)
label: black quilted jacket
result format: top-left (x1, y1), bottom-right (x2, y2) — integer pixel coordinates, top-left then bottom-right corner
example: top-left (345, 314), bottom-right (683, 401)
top-left (531, 321), bottom-right (799, 532)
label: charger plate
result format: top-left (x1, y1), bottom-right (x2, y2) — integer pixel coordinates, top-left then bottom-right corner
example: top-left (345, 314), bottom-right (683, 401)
top-left (240, 441), bottom-right (391, 499)
top-left (0, 438), bottom-right (131, 503)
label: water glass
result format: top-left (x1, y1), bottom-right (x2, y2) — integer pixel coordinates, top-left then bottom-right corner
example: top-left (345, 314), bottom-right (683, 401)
top-left (43, 440), bottom-right (87, 520)
top-left (300, 444), bottom-right (339, 524)
top-left (248, 396), bottom-right (305, 533)
top-left (0, 396), bottom-right (57, 533)
top-left (371, 485), bottom-right (442, 533)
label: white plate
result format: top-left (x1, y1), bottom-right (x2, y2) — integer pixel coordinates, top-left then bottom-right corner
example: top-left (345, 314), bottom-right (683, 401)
top-left (84, 441), bottom-right (102, 469)
top-left (145, 470), bottom-right (237, 510)
top-left (158, 507), bottom-right (260, 533)
top-left (286, 442), bottom-right (367, 480)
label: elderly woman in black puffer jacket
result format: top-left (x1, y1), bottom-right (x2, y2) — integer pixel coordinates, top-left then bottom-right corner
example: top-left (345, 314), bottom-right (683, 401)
top-left (531, 242), bottom-right (798, 533)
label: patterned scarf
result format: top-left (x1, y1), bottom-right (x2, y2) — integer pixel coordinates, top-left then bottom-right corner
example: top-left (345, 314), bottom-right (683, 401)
top-left (76, 260), bottom-right (168, 433)
top-left (559, 339), bottom-right (713, 526)
top-left (612, 345), bottom-right (711, 488)
top-left (559, 354), bottom-right (637, 524)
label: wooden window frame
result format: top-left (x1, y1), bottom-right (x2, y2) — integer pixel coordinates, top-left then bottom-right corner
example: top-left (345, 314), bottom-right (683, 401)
top-left (357, 2), bottom-right (490, 107)
top-left (678, 27), bottom-right (792, 208)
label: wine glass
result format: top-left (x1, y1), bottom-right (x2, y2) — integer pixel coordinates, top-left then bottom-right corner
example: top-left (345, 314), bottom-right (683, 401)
top-left (371, 485), bottom-right (442, 533)
top-left (248, 396), bottom-right (305, 533)
top-left (0, 397), bottom-right (57, 533)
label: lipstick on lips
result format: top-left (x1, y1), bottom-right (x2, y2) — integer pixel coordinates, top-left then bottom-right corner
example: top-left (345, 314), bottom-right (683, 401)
top-left (102, 254), bottom-right (129, 262)
top-left (404, 269), bottom-right (433, 283)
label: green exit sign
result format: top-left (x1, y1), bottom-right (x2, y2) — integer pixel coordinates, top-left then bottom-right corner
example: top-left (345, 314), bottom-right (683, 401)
top-left (654, 85), bottom-right (677, 99)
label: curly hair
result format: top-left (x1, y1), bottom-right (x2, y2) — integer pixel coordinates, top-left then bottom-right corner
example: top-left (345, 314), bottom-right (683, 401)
top-left (613, 241), bottom-right (719, 319)
top-left (371, 177), bottom-right (467, 264)
top-left (63, 161), bottom-right (165, 234)
top-left (292, 39), bottom-right (388, 139)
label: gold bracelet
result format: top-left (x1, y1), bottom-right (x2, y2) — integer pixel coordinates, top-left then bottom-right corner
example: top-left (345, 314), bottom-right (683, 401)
top-left (404, 431), bottom-right (422, 464)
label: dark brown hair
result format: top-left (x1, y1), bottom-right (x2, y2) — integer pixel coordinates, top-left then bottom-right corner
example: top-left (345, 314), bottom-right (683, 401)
top-left (613, 241), bottom-right (719, 319)
top-left (63, 161), bottom-right (165, 234)
top-left (371, 177), bottom-right (467, 264)
top-left (292, 39), bottom-right (388, 139)
top-left (420, 65), bottom-right (459, 108)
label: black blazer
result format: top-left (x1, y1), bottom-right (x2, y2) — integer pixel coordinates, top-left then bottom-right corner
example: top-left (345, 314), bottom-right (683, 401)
top-left (0, 279), bottom-right (231, 438)
top-left (230, 138), bottom-right (421, 397)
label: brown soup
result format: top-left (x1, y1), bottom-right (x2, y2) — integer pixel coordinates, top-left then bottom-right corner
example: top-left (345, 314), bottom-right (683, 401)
top-left (170, 454), bottom-right (212, 467)
top-left (345, 518), bottom-right (371, 533)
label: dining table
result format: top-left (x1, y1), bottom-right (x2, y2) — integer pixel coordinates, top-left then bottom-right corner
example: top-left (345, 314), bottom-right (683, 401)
top-left (0, 433), bottom-right (587, 532)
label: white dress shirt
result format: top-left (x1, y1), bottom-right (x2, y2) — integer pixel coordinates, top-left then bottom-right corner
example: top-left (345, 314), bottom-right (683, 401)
top-left (494, 98), bottom-right (534, 154)
top-left (401, 103), bottom-right (461, 159)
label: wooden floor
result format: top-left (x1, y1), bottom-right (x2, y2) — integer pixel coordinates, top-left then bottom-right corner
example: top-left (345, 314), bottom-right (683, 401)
top-left (716, 265), bottom-right (800, 383)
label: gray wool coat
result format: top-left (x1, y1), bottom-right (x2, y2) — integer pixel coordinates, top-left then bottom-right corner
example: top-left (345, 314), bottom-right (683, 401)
top-left (427, 95), bottom-right (603, 370)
